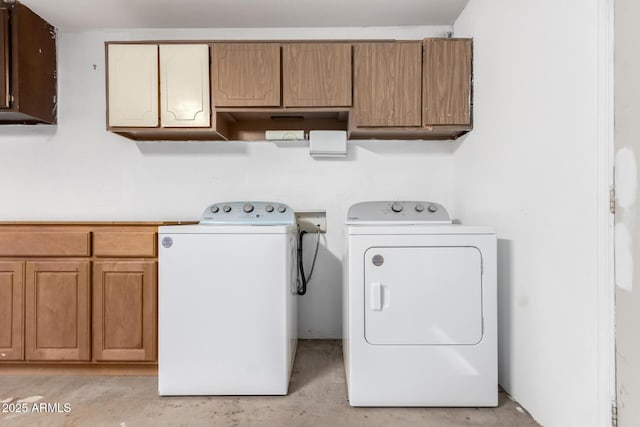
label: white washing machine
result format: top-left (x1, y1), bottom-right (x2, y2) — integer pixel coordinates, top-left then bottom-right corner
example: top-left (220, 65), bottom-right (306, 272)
top-left (158, 201), bottom-right (298, 396)
top-left (344, 201), bottom-right (497, 407)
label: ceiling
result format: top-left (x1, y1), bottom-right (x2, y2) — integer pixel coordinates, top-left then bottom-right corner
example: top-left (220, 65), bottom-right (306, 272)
top-left (20, 0), bottom-right (469, 30)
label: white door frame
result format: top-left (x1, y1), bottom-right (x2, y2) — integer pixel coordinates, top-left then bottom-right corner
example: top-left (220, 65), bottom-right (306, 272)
top-left (597, 0), bottom-right (616, 425)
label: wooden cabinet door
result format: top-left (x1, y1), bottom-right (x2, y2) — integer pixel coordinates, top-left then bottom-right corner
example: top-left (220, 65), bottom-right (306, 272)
top-left (211, 43), bottom-right (280, 107)
top-left (283, 43), bottom-right (352, 107)
top-left (25, 261), bottom-right (90, 361)
top-left (107, 44), bottom-right (159, 127)
top-left (0, 8), bottom-right (9, 109)
top-left (93, 261), bottom-right (156, 361)
top-left (0, 261), bottom-right (24, 361)
top-left (353, 42), bottom-right (422, 127)
top-left (160, 44), bottom-right (210, 128)
top-left (423, 39), bottom-right (472, 126)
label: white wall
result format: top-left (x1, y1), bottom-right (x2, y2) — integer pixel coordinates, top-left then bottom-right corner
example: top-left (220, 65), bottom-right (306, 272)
top-left (615, 0), bottom-right (640, 424)
top-left (0, 26), bottom-right (454, 339)
top-left (453, 1), bottom-right (602, 426)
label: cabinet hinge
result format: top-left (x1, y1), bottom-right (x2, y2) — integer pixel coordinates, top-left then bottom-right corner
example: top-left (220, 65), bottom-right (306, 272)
top-left (610, 186), bottom-right (616, 214)
top-left (611, 400), bottom-right (618, 427)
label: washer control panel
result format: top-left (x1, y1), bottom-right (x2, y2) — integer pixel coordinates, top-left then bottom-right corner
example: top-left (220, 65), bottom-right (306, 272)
top-left (200, 201), bottom-right (295, 225)
top-left (346, 201), bottom-right (451, 224)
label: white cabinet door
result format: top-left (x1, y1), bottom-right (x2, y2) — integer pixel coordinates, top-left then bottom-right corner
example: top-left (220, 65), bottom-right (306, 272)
top-left (364, 246), bottom-right (483, 345)
top-left (160, 44), bottom-right (210, 127)
top-left (108, 44), bottom-right (159, 127)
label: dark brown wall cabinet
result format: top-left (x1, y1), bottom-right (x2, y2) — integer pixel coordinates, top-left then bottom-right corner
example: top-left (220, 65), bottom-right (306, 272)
top-left (0, 2), bottom-right (57, 124)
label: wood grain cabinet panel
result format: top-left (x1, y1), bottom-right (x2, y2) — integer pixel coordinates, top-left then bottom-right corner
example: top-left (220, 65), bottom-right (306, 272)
top-left (25, 261), bottom-right (91, 361)
top-left (93, 231), bottom-right (157, 257)
top-left (0, 9), bottom-right (9, 109)
top-left (0, 3), bottom-right (57, 124)
top-left (0, 230), bottom-right (91, 257)
top-left (0, 261), bottom-right (24, 361)
top-left (353, 42), bottom-right (422, 127)
top-left (423, 39), bottom-right (472, 126)
top-left (211, 43), bottom-right (280, 107)
top-left (93, 261), bottom-right (156, 361)
top-left (107, 44), bottom-right (159, 127)
top-left (160, 44), bottom-right (210, 127)
top-left (283, 43), bottom-right (352, 107)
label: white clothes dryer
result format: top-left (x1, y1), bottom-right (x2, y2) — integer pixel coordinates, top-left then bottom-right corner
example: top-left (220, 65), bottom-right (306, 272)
top-left (158, 201), bottom-right (298, 396)
top-left (344, 201), bottom-right (497, 406)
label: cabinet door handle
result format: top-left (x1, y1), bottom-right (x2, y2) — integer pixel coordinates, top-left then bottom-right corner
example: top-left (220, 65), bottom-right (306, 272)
top-left (371, 282), bottom-right (383, 311)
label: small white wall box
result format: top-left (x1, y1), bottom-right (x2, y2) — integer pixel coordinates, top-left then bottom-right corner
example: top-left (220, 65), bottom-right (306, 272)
top-left (295, 210), bottom-right (327, 233)
top-left (309, 130), bottom-right (347, 157)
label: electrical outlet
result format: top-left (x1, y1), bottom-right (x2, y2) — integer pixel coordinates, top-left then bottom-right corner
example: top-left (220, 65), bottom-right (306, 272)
top-left (296, 210), bottom-right (327, 233)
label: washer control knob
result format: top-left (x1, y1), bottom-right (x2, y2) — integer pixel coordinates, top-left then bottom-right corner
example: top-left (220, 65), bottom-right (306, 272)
top-left (415, 204), bottom-right (425, 213)
top-left (265, 204), bottom-right (274, 213)
top-left (210, 206), bottom-right (219, 213)
top-left (277, 205), bottom-right (287, 213)
top-left (428, 204), bottom-right (438, 213)
top-left (223, 205), bottom-right (232, 213)
top-left (391, 202), bottom-right (403, 213)
top-left (243, 203), bottom-right (254, 213)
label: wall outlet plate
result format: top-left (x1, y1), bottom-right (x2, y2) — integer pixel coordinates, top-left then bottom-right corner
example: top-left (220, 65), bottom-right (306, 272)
top-left (295, 210), bottom-right (327, 233)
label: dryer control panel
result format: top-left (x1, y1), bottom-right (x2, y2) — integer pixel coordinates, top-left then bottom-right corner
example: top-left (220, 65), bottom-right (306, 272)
top-left (346, 201), bottom-right (451, 224)
top-left (200, 201), bottom-right (296, 225)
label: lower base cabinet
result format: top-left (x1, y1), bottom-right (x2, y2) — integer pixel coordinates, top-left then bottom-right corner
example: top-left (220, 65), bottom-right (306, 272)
top-left (0, 261), bottom-right (24, 361)
top-left (25, 260), bottom-right (91, 361)
top-left (93, 260), bottom-right (157, 361)
top-left (0, 224), bottom-right (162, 368)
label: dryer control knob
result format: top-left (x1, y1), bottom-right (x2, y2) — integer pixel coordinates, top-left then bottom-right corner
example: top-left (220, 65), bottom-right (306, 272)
top-left (277, 205), bottom-right (287, 213)
top-left (210, 206), bottom-right (219, 213)
top-left (415, 204), bottom-right (425, 212)
top-left (223, 205), bottom-right (232, 213)
top-left (391, 202), bottom-right (403, 213)
top-left (265, 204), bottom-right (274, 213)
top-left (428, 204), bottom-right (438, 213)
top-left (243, 203), bottom-right (254, 213)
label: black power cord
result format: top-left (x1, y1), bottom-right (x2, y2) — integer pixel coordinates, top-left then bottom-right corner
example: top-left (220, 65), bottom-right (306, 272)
top-left (297, 227), bottom-right (320, 295)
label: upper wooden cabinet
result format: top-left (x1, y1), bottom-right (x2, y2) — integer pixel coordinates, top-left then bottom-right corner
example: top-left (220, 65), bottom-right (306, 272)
top-left (106, 38), bottom-right (473, 141)
top-left (0, 3), bottom-right (56, 124)
top-left (283, 43), bottom-right (352, 107)
top-left (423, 38), bottom-right (472, 126)
top-left (0, 9), bottom-right (9, 109)
top-left (107, 43), bottom-right (210, 128)
top-left (211, 43), bottom-right (280, 107)
top-left (160, 44), bottom-right (210, 127)
top-left (107, 44), bottom-right (158, 127)
top-left (353, 42), bottom-right (422, 127)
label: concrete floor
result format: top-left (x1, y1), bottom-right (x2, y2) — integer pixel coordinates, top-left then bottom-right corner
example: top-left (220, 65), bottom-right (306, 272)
top-left (0, 340), bottom-right (539, 426)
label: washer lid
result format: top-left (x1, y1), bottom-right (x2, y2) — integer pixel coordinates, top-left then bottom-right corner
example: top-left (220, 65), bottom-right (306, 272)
top-left (346, 201), bottom-right (451, 225)
top-left (199, 201), bottom-right (295, 225)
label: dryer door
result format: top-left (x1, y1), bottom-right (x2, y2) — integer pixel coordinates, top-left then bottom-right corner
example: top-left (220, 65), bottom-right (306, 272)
top-left (364, 246), bottom-right (483, 345)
